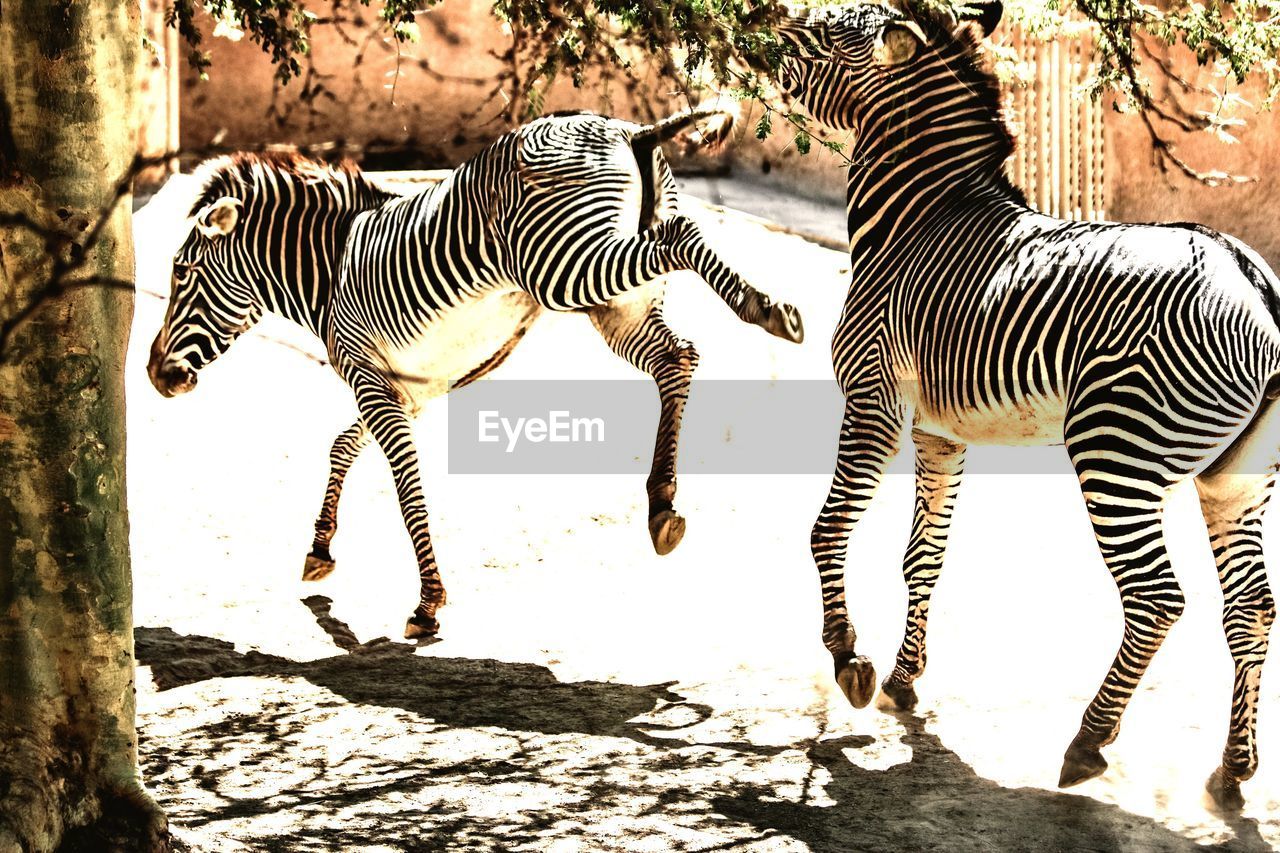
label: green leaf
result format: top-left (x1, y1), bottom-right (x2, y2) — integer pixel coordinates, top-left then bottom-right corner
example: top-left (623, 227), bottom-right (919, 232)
top-left (755, 112), bottom-right (772, 139)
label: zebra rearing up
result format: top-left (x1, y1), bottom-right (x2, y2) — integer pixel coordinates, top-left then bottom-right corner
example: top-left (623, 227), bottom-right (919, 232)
top-left (774, 1), bottom-right (1276, 808)
top-left (146, 109), bottom-right (804, 641)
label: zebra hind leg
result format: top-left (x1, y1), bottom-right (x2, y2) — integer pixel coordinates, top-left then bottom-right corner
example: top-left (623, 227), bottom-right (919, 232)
top-left (1195, 469), bottom-right (1276, 811)
top-left (655, 216), bottom-right (804, 344)
top-left (877, 430), bottom-right (966, 712)
top-left (1059, 470), bottom-right (1184, 789)
top-left (814, 394), bottom-right (904, 709)
top-left (1191, 386), bottom-right (1280, 810)
top-left (303, 419), bottom-right (372, 581)
top-left (587, 295), bottom-right (699, 555)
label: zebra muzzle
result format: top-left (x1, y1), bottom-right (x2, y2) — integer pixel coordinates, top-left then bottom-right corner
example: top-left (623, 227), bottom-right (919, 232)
top-left (148, 328), bottom-right (200, 397)
top-left (150, 361), bottom-right (198, 398)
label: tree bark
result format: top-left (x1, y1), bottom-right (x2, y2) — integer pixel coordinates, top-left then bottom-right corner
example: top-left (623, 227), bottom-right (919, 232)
top-left (0, 2), bottom-right (166, 851)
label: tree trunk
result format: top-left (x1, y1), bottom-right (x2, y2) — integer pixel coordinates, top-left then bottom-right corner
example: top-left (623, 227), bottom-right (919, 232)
top-left (0, 2), bottom-right (167, 851)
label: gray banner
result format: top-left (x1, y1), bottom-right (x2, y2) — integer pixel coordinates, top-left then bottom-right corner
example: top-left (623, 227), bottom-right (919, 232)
top-left (445, 380), bottom-right (1092, 476)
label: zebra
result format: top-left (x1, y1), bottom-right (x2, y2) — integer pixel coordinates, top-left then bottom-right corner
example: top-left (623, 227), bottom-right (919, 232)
top-left (146, 108), bottom-right (804, 642)
top-left (772, 0), bottom-right (1277, 809)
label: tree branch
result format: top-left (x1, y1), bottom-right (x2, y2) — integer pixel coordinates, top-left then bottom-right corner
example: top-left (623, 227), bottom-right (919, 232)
top-left (1073, 0), bottom-right (1254, 187)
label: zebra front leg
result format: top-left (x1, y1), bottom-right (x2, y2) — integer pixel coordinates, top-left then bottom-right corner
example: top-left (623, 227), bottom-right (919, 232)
top-left (347, 368), bottom-right (448, 639)
top-left (1194, 469), bottom-right (1277, 811)
top-left (587, 296), bottom-right (698, 555)
top-left (303, 419), bottom-right (372, 581)
top-left (1059, 469), bottom-right (1184, 788)
top-left (877, 430), bottom-right (966, 712)
top-left (814, 394), bottom-right (904, 708)
top-left (656, 216), bottom-right (805, 344)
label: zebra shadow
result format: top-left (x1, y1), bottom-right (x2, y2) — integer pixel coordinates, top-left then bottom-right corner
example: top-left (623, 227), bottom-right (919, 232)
top-left (711, 714), bottom-right (1272, 853)
top-left (135, 595), bottom-right (717, 743)
top-left (133, 598), bottom-right (1269, 852)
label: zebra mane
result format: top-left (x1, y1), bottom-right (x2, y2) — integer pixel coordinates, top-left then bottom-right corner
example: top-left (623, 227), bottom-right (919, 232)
top-left (187, 151), bottom-right (395, 219)
top-left (907, 7), bottom-right (1027, 202)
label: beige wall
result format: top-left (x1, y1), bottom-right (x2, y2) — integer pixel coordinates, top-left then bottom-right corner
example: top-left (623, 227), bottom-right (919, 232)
top-left (741, 42), bottom-right (1280, 268)
top-left (181, 12), bottom-right (1280, 270)
top-left (1104, 51), bottom-right (1280, 271)
top-left (137, 0), bottom-right (180, 185)
top-left (180, 0), bottom-right (689, 167)
top-left (182, 0), bottom-right (520, 164)
top-left (175, 3), bottom-right (941, 205)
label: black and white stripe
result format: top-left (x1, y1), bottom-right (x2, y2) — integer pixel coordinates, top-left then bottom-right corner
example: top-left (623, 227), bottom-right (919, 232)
top-left (147, 110), bottom-right (804, 640)
top-left (778, 1), bottom-right (1277, 808)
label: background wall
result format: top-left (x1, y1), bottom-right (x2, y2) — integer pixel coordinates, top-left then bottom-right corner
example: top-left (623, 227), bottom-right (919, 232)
top-left (173, 6), bottom-right (1280, 269)
top-left (178, 0), bottom-right (689, 167)
top-left (175, 0), bottom-right (833, 179)
top-left (1104, 43), bottom-right (1280, 272)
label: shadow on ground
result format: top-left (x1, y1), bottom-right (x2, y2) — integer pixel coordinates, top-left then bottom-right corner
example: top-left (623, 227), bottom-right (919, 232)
top-left (137, 595), bottom-right (706, 744)
top-left (714, 721), bottom-right (1271, 853)
top-left (134, 598), bottom-right (1268, 852)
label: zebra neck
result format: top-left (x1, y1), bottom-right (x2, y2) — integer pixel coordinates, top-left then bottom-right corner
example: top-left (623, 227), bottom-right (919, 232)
top-left (843, 126), bottom-right (1013, 259)
top-left (254, 272), bottom-right (331, 339)
top-left (250, 206), bottom-right (364, 338)
top-left (256, 278), bottom-right (328, 336)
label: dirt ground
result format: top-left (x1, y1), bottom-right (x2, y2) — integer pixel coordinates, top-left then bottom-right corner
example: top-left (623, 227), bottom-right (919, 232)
top-left (128, 174), bottom-right (1280, 851)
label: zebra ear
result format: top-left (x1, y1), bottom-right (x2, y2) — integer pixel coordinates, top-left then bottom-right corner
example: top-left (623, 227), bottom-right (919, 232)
top-left (195, 197), bottom-right (242, 239)
top-left (955, 0), bottom-right (1003, 37)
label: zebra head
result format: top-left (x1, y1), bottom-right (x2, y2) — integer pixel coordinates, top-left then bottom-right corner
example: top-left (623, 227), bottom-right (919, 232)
top-left (147, 194), bottom-right (263, 397)
top-left (774, 1), bottom-right (1003, 133)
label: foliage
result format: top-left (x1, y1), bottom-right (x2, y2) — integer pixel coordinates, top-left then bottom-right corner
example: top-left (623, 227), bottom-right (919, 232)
top-left (998, 0), bottom-right (1280, 182)
top-left (167, 0), bottom-right (783, 119)
top-left (169, 0), bottom-right (420, 82)
top-left (166, 0), bottom-right (1280, 181)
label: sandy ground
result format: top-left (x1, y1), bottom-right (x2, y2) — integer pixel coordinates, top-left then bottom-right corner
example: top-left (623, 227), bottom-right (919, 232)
top-left (128, 174), bottom-right (1280, 851)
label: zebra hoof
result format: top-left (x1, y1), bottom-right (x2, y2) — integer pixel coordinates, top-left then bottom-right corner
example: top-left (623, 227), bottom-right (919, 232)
top-left (404, 611), bottom-right (440, 640)
top-left (763, 302), bottom-right (804, 344)
top-left (649, 509), bottom-right (686, 556)
top-left (1058, 737), bottom-right (1108, 788)
top-left (302, 553), bottom-right (336, 582)
top-left (876, 676), bottom-right (918, 712)
top-left (1205, 766), bottom-right (1246, 813)
top-left (834, 654), bottom-right (877, 709)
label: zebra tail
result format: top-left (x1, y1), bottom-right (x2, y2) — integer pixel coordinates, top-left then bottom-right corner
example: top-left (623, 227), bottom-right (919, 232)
top-left (1233, 245), bottom-right (1280, 342)
top-left (631, 108), bottom-right (735, 147)
top-left (630, 107), bottom-right (737, 231)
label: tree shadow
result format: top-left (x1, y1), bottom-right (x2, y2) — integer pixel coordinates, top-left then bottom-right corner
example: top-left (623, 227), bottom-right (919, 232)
top-left (134, 599), bottom-right (1270, 852)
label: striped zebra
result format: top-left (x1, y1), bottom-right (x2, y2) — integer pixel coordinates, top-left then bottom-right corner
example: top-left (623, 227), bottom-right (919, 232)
top-left (774, 1), bottom-right (1276, 808)
top-left (146, 109), bottom-right (804, 641)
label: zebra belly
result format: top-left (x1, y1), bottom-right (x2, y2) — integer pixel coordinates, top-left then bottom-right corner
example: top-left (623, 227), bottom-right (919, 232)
top-left (911, 396), bottom-right (1067, 446)
top-left (381, 290), bottom-right (542, 410)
